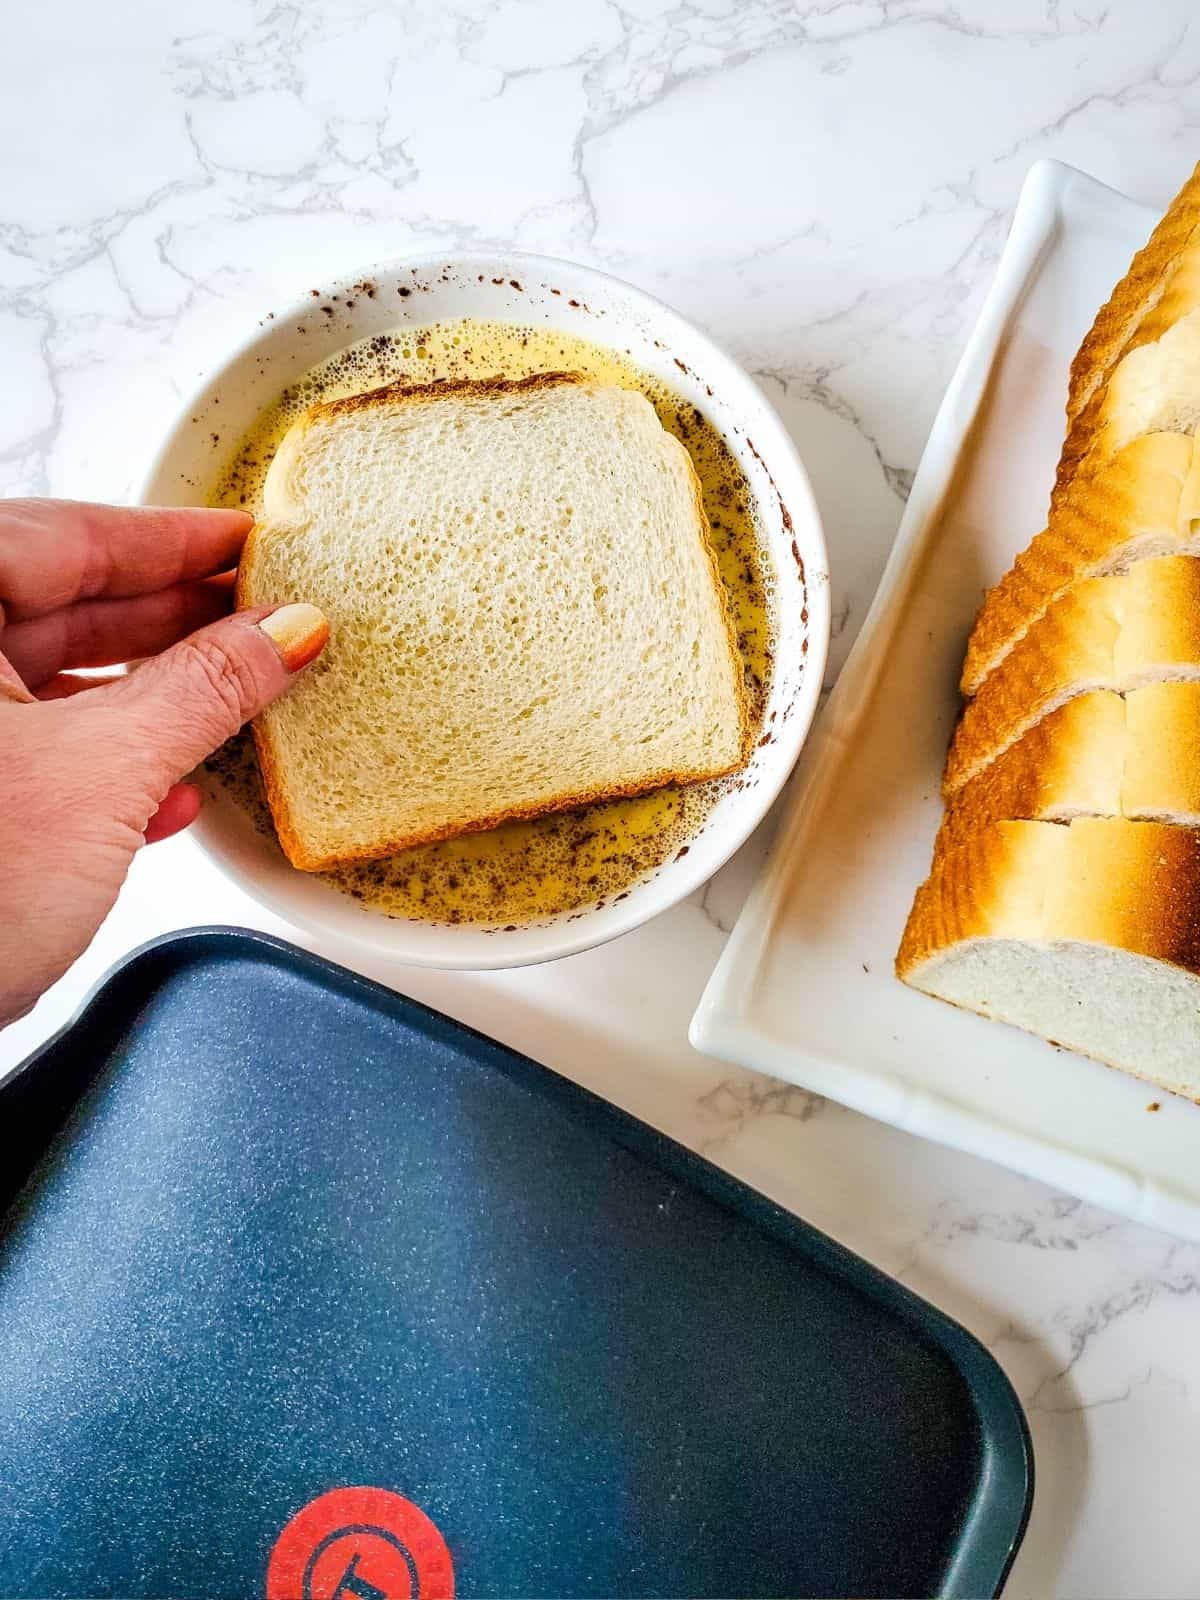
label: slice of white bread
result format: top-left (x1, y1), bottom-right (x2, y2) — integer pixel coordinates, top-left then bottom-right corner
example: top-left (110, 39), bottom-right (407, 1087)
top-left (897, 816), bottom-right (1200, 1100)
top-left (944, 555), bottom-right (1200, 795)
top-left (1055, 162), bottom-right (1200, 505)
top-left (237, 373), bottom-right (750, 872)
top-left (940, 684), bottom-right (1200, 845)
top-left (961, 430), bottom-right (1200, 695)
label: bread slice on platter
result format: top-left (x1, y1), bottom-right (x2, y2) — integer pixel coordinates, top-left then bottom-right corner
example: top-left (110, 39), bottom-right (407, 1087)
top-left (238, 374), bottom-right (750, 872)
top-left (940, 684), bottom-right (1200, 845)
top-left (944, 556), bottom-right (1200, 794)
top-left (1055, 161), bottom-right (1200, 504)
top-left (897, 816), bottom-right (1200, 1099)
top-left (961, 429), bottom-right (1200, 695)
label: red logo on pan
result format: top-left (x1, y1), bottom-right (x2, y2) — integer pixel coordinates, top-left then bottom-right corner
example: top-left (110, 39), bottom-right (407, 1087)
top-left (267, 1486), bottom-right (455, 1600)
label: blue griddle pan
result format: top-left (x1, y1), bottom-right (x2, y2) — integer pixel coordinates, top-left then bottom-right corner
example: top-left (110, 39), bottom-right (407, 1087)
top-left (0, 928), bottom-right (1031, 1598)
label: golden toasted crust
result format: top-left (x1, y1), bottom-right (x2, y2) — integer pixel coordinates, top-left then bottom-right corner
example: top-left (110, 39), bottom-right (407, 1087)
top-left (1081, 308), bottom-right (1200, 482)
top-left (961, 431), bottom-right (1195, 696)
top-left (237, 373), bottom-right (753, 874)
top-left (898, 817), bottom-right (1200, 980)
top-left (938, 691), bottom-right (1124, 844)
top-left (946, 571), bottom-right (1119, 794)
top-left (1120, 679), bottom-right (1200, 818)
top-left (939, 681), bottom-right (1200, 848)
top-left (945, 556), bottom-right (1200, 794)
top-left (1066, 164), bottom-right (1200, 423)
top-left (1059, 251), bottom-right (1200, 507)
top-left (1055, 163), bottom-right (1200, 504)
top-left (897, 818), bottom-right (1060, 978)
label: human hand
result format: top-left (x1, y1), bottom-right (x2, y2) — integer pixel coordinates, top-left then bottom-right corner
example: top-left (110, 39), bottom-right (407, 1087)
top-left (0, 499), bottom-right (328, 1027)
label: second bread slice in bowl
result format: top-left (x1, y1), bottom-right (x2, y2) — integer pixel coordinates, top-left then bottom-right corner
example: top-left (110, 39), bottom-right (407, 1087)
top-left (238, 374), bottom-right (751, 873)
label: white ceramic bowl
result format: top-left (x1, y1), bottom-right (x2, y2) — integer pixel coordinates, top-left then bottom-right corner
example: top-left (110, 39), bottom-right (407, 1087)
top-left (142, 253), bottom-right (830, 968)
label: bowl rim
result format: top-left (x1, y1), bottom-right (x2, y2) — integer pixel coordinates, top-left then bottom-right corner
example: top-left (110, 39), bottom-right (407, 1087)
top-left (140, 248), bottom-right (831, 969)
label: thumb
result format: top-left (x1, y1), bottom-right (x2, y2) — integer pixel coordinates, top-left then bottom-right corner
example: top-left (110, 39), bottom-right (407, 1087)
top-left (108, 602), bottom-right (329, 788)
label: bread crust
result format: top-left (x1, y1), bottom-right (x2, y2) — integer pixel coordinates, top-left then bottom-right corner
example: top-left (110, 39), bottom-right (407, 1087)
top-left (961, 430), bottom-right (1195, 696)
top-left (939, 680), bottom-right (1200, 847)
top-left (945, 555), bottom-right (1200, 794)
top-left (260, 752), bottom-right (749, 874)
top-left (897, 818), bottom-right (1062, 979)
top-left (237, 372), bottom-right (754, 874)
top-left (1054, 162), bottom-right (1200, 506)
top-left (899, 817), bottom-right (1200, 975)
top-left (317, 369), bottom-right (583, 418)
top-left (938, 690), bottom-right (1124, 844)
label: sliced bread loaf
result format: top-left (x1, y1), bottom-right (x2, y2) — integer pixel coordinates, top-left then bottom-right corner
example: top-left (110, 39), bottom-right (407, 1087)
top-left (899, 169), bottom-right (1200, 1100)
top-left (897, 816), bottom-right (1200, 1099)
top-left (961, 430), bottom-right (1200, 695)
top-left (944, 555), bottom-right (1200, 795)
top-left (238, 374), bottom-right (750, 872)
top-left (940, 683), bottom-right (1200, 845)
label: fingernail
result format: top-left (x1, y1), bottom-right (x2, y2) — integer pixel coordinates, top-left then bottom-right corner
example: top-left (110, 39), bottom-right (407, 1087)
top-left (258, 603), bottom-right (330, 672)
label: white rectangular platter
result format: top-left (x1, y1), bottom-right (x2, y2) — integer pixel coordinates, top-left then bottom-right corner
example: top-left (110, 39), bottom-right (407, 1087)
top-left (691, 159), bottom-right (1200, 1242)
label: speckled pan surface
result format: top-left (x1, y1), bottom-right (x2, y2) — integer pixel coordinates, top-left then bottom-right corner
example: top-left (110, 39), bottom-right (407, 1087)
top-left (692, 161), bottom-right (1200, 1243)
top-left (141, 253), bottom-right (830, 969)
top-left (0, 928), bottom-right (1032, 1599)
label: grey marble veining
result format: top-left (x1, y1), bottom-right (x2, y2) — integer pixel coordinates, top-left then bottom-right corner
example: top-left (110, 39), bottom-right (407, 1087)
top-left (4, 4), bottom-right (1200, 1595)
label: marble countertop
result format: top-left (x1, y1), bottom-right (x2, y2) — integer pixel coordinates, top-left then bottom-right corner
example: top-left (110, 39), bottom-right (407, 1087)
top-left (4, 3), bottom-right (1200, 1594)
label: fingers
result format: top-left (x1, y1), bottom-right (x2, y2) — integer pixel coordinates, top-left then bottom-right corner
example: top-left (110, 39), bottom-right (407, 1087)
top-left (2, 577), bottom-right (234, 688)
top-left (106, 603), bottom-right (329, 790)
top-left (0, 500), bottom-right (252, 624)
top-left (144, 782), bottom-right (203, 844)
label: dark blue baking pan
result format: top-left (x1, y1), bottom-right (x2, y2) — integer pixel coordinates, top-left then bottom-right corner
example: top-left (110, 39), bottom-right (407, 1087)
top-left (0, 928), bottom-right (1031, 1599)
